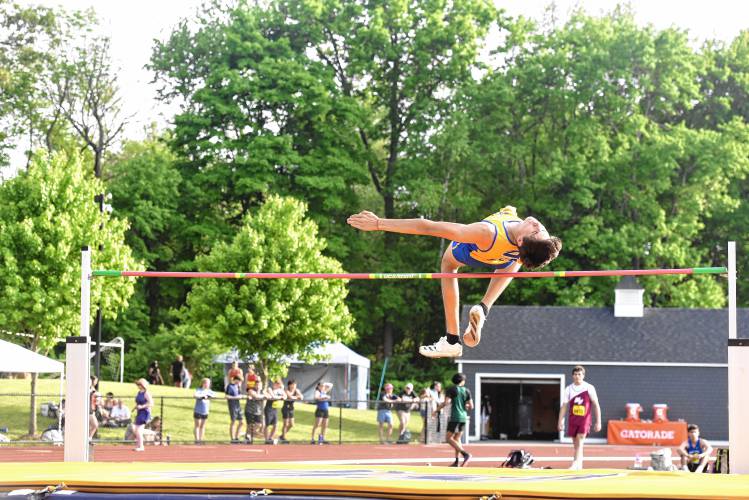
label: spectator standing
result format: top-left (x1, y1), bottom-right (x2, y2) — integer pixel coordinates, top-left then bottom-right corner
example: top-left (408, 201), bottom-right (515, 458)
top-left (227, 361), bottom-right (244, 388)
top-left (377, 383), bottom-right (400, 444)
top-left (418, 387), bottom-right (432, 442)
top-left (264, 379), bottom-right (286, 444)
top-left (558, 365), bottom-right (601, 470)
top-left (481, 395), bottom-right (492, 440)
top-left (311, 382), bottom-right (332, 445)
top-left (171, 355), bottom-right (184, 388)
top-left (244, 378), bottom-right (265, 444)
top-left (397, 383), bottom-right (419, 442)
top-left (147, 361), bottom-right (165, 385)
top-left (133, 378), bottom-right (153, 451)
top-left (428, 381), bottom-right (444, 433)
top-left (245, 365), bottom-right (258, 393)
top-left (435, 372), bottom-right (473, 467)
top-left (678, 424), bottom-right (713, 472)
top-left (89, 376), bottom-right (101, 440)
top-left (225, 376), bottom-right (244, 443)
top-left (109, 399), bottom-right (131, 427)
top-left (280, 379), bottom-right (303, 443)
top-left (181, 366), bottom-right (192, 388)
top-left (193, 378), bottom-right (215, 444)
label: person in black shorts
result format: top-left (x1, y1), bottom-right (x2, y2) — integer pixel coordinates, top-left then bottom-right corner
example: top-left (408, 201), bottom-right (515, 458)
top-left (434, 372), bottom-right (473, 467)
top-left (225, 375), bottom-right (244, 443)
top-left (244, 378), bottom-right (265, 444)
top-left (311, 382), bottom-right (332, 444)
top-left (264, 379), bottom-right (285, 444)
top-left (280, 379), bottom-right (303, 443)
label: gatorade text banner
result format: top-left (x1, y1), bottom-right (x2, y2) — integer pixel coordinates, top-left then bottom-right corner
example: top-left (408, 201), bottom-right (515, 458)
top-left (607, 420), bottom-right (687, 445)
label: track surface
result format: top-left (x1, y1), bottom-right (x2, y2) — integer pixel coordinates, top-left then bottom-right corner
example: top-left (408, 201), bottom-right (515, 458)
top-left (0, 441), bottom-right (689, 469)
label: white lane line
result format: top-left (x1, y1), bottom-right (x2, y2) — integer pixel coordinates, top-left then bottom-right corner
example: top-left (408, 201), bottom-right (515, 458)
top-left (286, 456), bottom-right (643, 465)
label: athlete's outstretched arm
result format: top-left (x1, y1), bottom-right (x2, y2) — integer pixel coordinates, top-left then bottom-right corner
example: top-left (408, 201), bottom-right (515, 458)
top-left (347, 210), bottom-right (494, 247)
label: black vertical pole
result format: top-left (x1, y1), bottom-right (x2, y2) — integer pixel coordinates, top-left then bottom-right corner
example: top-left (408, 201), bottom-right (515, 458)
top-left (94, 193), bottom-right (104, 380)
top-left (94, 308), bottom-right (102, 380)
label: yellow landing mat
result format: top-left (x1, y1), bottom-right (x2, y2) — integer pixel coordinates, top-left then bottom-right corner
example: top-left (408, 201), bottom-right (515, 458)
top-left (1, 462), bottom-right (748, 500)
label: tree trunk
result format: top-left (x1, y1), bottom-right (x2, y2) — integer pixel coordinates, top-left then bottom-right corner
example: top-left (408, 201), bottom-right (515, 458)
top-left (28, 373), bottom-right (38, 437)
top-left (383, 321), bottom-right (394, 357)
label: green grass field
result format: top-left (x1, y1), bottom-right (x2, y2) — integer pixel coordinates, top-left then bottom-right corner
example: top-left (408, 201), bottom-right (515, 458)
top-left (0, 378), bottom-right (425, 444)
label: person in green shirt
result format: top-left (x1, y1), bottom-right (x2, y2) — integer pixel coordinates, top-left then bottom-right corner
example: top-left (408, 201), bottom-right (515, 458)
top-left (434, 372), bottom-right (473, 467)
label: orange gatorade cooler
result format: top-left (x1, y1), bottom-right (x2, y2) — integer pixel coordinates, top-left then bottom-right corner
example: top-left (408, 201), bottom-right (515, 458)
top-left (625, 403), bottom-right (642, 422)
top-left (652, 403), bottom-right (669, 422)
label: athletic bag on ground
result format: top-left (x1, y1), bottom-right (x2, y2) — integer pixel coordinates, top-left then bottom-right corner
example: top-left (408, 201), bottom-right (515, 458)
top-left (396, 430), bottom-right (412, 444)
top-left (500, 449), bottom-right (534, 468)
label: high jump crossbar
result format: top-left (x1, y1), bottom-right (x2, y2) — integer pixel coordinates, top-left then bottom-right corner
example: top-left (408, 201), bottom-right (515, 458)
top-left (92, 267), bottom-right (727, 280)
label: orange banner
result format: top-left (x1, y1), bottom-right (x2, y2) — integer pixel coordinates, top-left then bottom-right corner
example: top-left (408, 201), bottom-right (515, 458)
top-left (607, 420), bottom-right (687, 446)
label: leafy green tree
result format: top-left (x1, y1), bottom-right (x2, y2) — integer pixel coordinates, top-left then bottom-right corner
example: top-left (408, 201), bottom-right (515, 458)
top-left (105, 135), bottom-right (186, 331)
top-left (149, 0), bottom-right (500, 357)
top-left (0, 2), bottom-right (100, 168)
top-left (178, 195), bottom-right (355, 379)
top-left (102, 135), bottom-right (190, 377)
top-left (0, 150), bottom-right (138, 434)
top-left (0, 0), bottom-right (59, 166)
top-left (430, 8), bottom-right (747, 308)
top-left (689, 33), bottom-right (749, 305)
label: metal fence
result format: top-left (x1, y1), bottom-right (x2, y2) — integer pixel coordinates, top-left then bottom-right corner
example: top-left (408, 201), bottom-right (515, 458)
top-left (0, 393), bottom-right (458, 446)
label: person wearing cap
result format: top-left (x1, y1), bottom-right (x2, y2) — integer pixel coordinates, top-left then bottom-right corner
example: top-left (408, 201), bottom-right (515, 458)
top-left (377, 383), bottom-right (400, 444)
top-left (397, 383), bottom-right (419, 443)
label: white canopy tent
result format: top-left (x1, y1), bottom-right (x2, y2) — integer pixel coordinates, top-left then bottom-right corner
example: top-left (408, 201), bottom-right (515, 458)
top-left (0, 339), bottom-right (64, 438)
top-left (216, 342), bottom-right (371, 409)
top-left (0, 338), bottom-right (65, 374)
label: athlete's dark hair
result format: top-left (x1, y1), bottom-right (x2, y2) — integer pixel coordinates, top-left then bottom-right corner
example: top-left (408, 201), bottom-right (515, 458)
top-left (519, 236), bottom-right (562, 270)
top-left (572, 365), bottom-right (585, 375)
top-left (452, 372), bottom-right (466, 385)
top-left (688, 424), bottom-right (699, 432)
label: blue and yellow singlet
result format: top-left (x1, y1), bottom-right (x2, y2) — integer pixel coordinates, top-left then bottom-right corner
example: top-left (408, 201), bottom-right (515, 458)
top-left (450, 206), bottom-right (522, 269)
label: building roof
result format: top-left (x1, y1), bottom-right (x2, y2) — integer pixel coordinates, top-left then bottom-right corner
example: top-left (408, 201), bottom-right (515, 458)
top-left (460, 306), bottom-right (749, 364)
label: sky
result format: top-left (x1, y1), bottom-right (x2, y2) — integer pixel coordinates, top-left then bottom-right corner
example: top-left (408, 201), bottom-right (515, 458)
top-left (5, 0), bottom-right (749, 174)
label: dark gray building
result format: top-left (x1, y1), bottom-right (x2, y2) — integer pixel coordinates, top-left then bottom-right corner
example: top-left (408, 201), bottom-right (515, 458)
top-left (457, 281), bottom-right (747, 443)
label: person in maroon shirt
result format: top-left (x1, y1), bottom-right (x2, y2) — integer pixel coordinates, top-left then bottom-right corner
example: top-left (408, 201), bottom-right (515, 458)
top-left (558, 365), bottom-right (601, 470)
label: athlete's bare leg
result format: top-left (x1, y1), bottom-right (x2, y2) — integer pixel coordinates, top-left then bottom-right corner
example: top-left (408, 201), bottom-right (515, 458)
top-left (440, 246), bottom-right (463, 336)
top-left (480, 262), bottom-right (520, 308)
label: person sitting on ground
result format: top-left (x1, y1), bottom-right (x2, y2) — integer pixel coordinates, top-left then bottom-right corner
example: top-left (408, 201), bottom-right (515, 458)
top-left (678, 424), bottom-right (713, 473)
top-left (377, 383), bottom-right (400, 444)
top-left (101, 392), bottom-right (116, 422)
top-left (127, 416), bottom-right (162, 445)
top-left (108, 399), bottom-right (132, 427)
top-left (280, 379), bottom-right (304, 444)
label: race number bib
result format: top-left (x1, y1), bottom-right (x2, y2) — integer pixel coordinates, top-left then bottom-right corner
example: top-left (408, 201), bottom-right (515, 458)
top-left (572, 405), bottom-right (586, 417)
